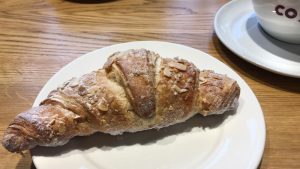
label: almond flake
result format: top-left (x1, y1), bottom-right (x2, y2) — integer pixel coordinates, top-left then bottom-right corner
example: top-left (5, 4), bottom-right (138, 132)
top-left (172, 85), bottom-right (188, 94)
top-left (200, 81), bottom-right (207, 85)
top-left (168, 62), bottom-right (187, 71)
top-left (180, 88), bottom-right (188, 93)
top-left (74, 115), bottom-right (81, 120)
top-left (69, 78), bottom-right (80, 87)
top-left (97, 99), bottom-right (108, 112)
top-left (199, 77), bottom-right (207, 84)
top-left (199, 77), bottom-right (205, 82)
top-left (47, 119), bottom-right (55, 127)
top-left (163, 67), bottom-right (172, 77)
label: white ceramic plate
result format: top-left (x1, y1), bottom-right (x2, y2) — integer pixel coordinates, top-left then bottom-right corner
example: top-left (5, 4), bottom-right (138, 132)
top-left (214, 0), bottom-right (300, 78)
top-left (31, 41), bottom-right (265, 169)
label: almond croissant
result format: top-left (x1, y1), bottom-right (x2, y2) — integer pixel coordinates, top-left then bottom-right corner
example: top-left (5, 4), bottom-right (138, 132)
top-left (2, 49), bottom-right (240, 153)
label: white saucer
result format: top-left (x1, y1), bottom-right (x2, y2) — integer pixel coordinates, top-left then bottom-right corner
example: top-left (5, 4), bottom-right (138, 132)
top-left (31, 41), bottom-right (265, 169)
top-left (214, 0), bottom-right (300, 78)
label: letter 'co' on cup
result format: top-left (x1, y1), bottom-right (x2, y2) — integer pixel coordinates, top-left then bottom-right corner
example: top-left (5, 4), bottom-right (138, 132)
top-left (252, 0), bottom-right (300, 44)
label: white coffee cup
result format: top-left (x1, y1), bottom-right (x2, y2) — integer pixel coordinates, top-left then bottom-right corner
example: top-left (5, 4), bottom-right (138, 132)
top-left (252, 0), bottom-right (300, 44)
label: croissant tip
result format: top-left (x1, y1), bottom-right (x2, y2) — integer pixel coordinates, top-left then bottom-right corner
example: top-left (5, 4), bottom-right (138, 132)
top-left (2, 132), bottom-right (30, 153)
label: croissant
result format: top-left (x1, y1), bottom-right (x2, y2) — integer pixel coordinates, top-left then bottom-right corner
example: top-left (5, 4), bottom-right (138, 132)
top-left (2, 49), bottom-right (240, 153)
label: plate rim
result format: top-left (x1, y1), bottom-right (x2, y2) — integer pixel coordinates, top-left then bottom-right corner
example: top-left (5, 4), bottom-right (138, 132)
top-left (32, 41), bottom-right (266, 169)
top-left (214, 0), bottom-right (300, 78)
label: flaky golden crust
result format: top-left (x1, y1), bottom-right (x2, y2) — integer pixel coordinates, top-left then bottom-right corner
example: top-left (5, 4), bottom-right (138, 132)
top-left (2, 49), bottom-right (240, 153)
top-left (198, 70), bottom-right (240, 116)
top-left (104, 49), bottom-right (159, 118)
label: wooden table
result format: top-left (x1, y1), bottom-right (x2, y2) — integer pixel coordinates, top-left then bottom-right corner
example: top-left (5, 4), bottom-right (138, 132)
top-left (0, 0), bottom-right (299, 168)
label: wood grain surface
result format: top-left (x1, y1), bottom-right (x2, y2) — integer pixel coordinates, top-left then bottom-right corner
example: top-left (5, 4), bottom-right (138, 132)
top-left (0, 0), bottom-right (299, 168)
